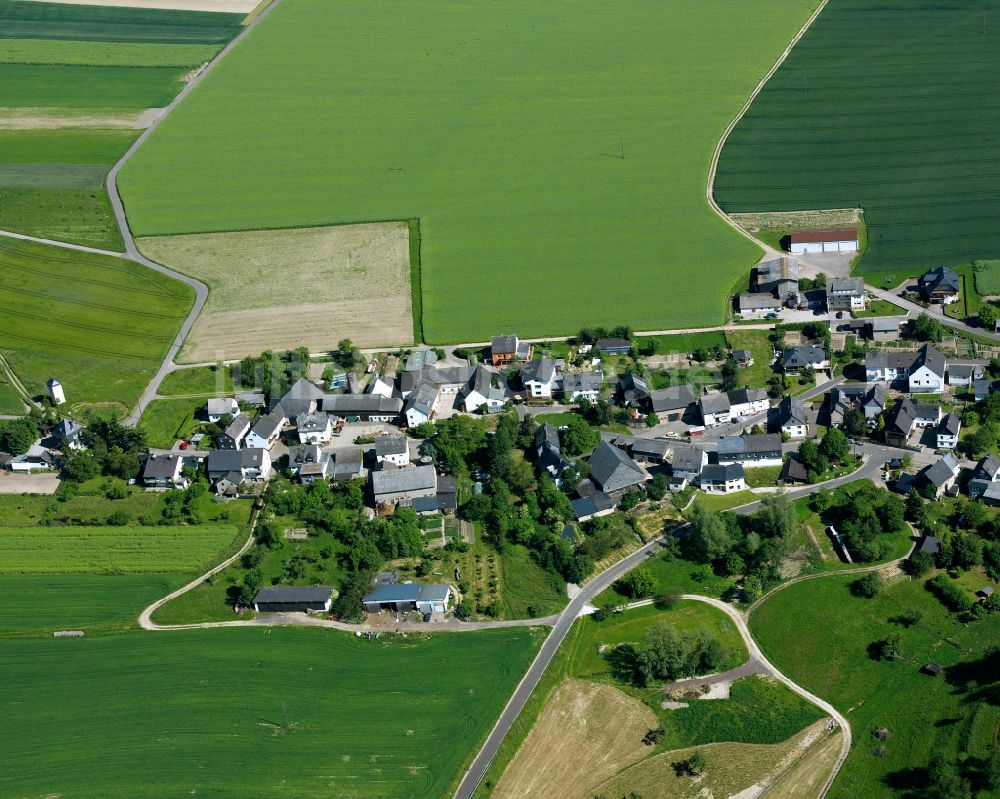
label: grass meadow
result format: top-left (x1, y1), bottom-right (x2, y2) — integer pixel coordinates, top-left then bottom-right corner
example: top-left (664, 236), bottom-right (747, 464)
top-left (0, 237), bottom-right (193, 416)
top-left (715, 0), bottom-right (1000, 274)
top-left (0, 626), bottom-right (542, 798)
top-left (138, 396), bottom-right (204, 447)
top-left (120, 0), bottom-right (817, 341)
top-left (751, 573), bottom-right (1000, 799)
top-left (0, 524), bottom-right (242, 574)
top-left (0, 63), bottom-right (185, 108)
top-left (157, 363), bottom-right (233, 395)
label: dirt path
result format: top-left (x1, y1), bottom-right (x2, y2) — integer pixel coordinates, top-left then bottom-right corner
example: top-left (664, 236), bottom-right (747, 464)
top-left (803, 524), bottom-right (827, 560)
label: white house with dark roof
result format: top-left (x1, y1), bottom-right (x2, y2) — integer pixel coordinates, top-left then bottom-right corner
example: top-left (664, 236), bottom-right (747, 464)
top-left (778, 395), bottom-right (809, 439)
top-left (323, 394), bottom-right (402, 423)
top-left (936, 413), bottom-right (961, 450)
top-left (520, 357), bottom-right (557, 399)
top-left (367, 374), bottom-right (394, 398)
top-left (491, 334), bottom-right (532, 366)
top-left (919, 453), bottom-right (960, 498)
top-left (206, 397), bottom-right (238, 423)
top-left (246, 409), bottom-right (286, 450)
top-left (700, 392), bottom-right (732, 427)
top-left (141, 453), bottom-right (187, 489)
top-left (404, 382), bottom-right (441, 428)
top-left (55, 418), bottom-right (85, 451)
top-left (728, 387), bottom-right (769, 418)
top-left (296, 412), bottom-right (332, 445)
top-left (564, 371), bottom-right (604, 403)
top-left (372, 434), bottom-right (409, 467)
top-left (826, 277), bottom-right (866, 311)
top-left (670, 444), bottom-right (707, 489)
top-left (461, 364), bottom-right (508, 414)
top-left (781, 346), bottom-right (828, 373)
top-left (716, 434), bottom-right (783, 467)
top-left (207, 448), bottom-right (272, 490)
top-left (218, 413), bottom-right (251, 451)
top-left (699, 463), bottom-right (747, 494)
top-left (947, 361), bottom-right (985, 387)
top-left (975, 454), bottom-right (1000, 482)
top-left (865, 344), bottom-right (945, 393)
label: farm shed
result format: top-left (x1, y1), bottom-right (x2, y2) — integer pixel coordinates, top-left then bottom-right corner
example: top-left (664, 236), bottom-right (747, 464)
top-left (789, 228), bottom-right (858, 254)
top-left (363, 582), bottom-right (451, 614)
top-left (252, 586), bottom-right (333, 613)
top-left (370, 464), bottom-right (438, 506)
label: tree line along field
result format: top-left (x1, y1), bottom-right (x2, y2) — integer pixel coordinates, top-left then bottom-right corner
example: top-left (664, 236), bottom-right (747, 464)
top-left (0, 627), bottom-right (542, 798)
top-left (714, 0), bottom-right (1000, 275)
top-left (119, 0), bottom-right (818, 342)
top-left (751, 573), bottom-right (1000, 799)
top-left (0, 237), bottom-right (193, 416)
top-left (0, 0), bottom-right (244, 250)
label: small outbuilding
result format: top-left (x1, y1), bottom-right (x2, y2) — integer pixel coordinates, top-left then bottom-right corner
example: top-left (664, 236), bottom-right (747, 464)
top-left (922, 662), bottom-right (942, 677)
top-left (363, 582), bottom-right (451, 614)
top-left (252, 585), bottom-right (333, 613)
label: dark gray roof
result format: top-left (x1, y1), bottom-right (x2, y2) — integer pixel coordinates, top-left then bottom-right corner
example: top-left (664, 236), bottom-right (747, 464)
top-left (733, 349), bottom-right (752, 361)
top-left (142, 453), bottom-right (182, 479)
top-left (571, 492), bottom-right (616, 519)
top-left (564, 371), bottom-right (604, 394)
top-left (913, 344), bottom-right (946, 378)
top-left (404, 349), bottom-right (438, 372)
top-left (594, 338), bottom-right (631, 352)
top-left (922, 266), bottom-right (959, 294)
top-left (864, 384), bottom-right (888, 408)
top-left (588, 440), bottom-right (646, 492)
top-left (886, 399), bottom-right (918, 436)
top-left (737, 292), bottom-right (782, 311)
top-left (492, 335), bottom-right (518, 354)
top-left (373, 434), bottom-right (408, 456)
top-left (521, 357), bottom-right (556, 384)
top-left (371, 464), bottom-right (437, 496)
top-left (436, 474), bottom-right (457, 512)
top-left (296, 412), bottom-right (329, 433)
top-left (869, 316), bottom-right (904, 333)
top-left (701, 463), bottom-right (745, 482)
top-left (629, 438), bottom-right (670, 459)
top-left (618, 372), bottom-right (649, 404)
top-left (536, 423), bottom-right (560, 452)
top-left (56, 418), bottom-right (83, 441)
top-left (279, 378), bottom-right (325, 416)
top-left (782, 457), bottom-right (809, 482)
top-left (778, 395), bottom-right (809, 427)
top-left (947, 362), bottom-right (984, 379)
top-left (922, 457), bottom-right (957, 488)
top-left (333, 448), bottom-right (363, 478)
top-left (287, 444), bottom-right (322, 465)
top-left (649, 384), bottom-right (697, 413)
top-left (918, 535), bottom-right (942, 555)
top-left (756, 257), bottom-right (799, 286)
top-left (254, 586), bottom-right (332, 604)
top-left (728, 387), bottom-right (768, 406)
top-left (700, 392), bottom-right (731, 414)
top-left (671, 444), bottom-right (705, 475)
top-left (323, 394), bottom-right (403, 414)
top-left (939, 413), bottom-right (961, 435)
top-left (406, 382), bottom-right (440, 416)
top-left (782, 346), bottom-right (826, 369)
top-left (827, 276), bottom-right (864, 296)
top-left (363, 582), bottom-right (450, 604)
top-left (976, 454), bottom-right (1000, 480)
top-left (208, 448), bottom-right (267, 475)
top-left (866, 350), bottom-right (919, 370)
top-left (251, 409), bottom-right (285, 439)
top-left (717, 433), bottom-right (782, 456)
top-left (224, 413), bottom-right (252, 440)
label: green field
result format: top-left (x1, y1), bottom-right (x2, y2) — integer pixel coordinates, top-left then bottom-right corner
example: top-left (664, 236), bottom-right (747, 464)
top-left (0, 38), bottom-right (221, 66)
top-left (157, 364), bottom-right (233, 395)
top-left (0, 626), bottom-right (541, 798)
top-left (0, 185), bottom-right (124, 250)
top-left (0, 63), bottom-right (185, 107)
top-left (0, 573), bottom-right (188, 636)
top-left (138, 396), bottom-right (203, 447)
top-left (715, 0), bottom-right (1000, 274)
top-left (974, 259), bottom-right (1000, 296)
top-left (0, 524), bottom-right (242, 574)
top-left (0, 237), bottom-right (193, 415)
top-left (0, 129), bottom-right (139, 163)
top-left (0, 2), bottom-right (245, 44)
top-left (751, 573), bottom-right (1000, 798)
top-left (119, 0), bottom-right (817, 341)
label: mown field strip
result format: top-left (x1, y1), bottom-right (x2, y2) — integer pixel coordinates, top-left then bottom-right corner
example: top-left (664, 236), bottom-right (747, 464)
top-left (0, 38), bottom-right (220, 66)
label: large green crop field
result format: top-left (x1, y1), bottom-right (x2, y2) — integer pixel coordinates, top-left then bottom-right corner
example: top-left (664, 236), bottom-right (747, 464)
top-left (120, 0), bottom-right (817, 341)
top-left (715, 0), bottom-right (1000, 274)
top-left (0, 627), bottom-right (541, 798)
top-left (751, 573), bottom-right (1000, 798)
top-left (0, 63), bottom-right (185, 108)
top-left (0, 237), bottom-right (193, 416)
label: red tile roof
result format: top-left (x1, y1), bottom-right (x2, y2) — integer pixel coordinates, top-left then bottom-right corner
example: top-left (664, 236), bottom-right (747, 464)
top-left (790, 228), bottom-right (858, 244)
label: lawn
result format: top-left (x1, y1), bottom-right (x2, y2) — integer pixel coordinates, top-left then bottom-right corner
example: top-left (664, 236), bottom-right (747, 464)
top-left (852, 300), bottom-right (907, 319)
top-left (0, 524), bottom-right (242, 574)
top-left (0, 2), bottom-right (245, 45)
top-left (596, 554), bottom-right (736, 607)
top-left (119, 0), bottom-right (818, 341)
top-left (715, 0), bottom-right (1000, 275)
top-left (751, 573), bottom-right (1000, 799)
top-left (0, 39), bottom-right (221, 67)
top-left (0, 573), bottom-right (188, 636)
top-left (138, 396), bottom-right (204, 447)
top-left (499, 543), bottom-right (569, 619)
top-left (637, 331), bottom-right (728, 356)
top-left (0, 237), bottom-right (194, 416)
top-left (0, 185), bottom-right (124, 250)
top-left (744, 466), bottom-right (782, 488)
top-left (0, 626), bottom-right (543, 798)
top-left (0, 373), bottom-right (24, 414)
top-left (157, 364), bottom-right (233, 396)
top-left (724, 329), bottom-right (775, 389)
top-left (974, 259), bottom-right (1000, 296)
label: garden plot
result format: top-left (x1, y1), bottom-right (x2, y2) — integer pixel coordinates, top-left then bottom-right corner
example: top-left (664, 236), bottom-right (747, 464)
top-left (138, 222), bottom-right (413, 361)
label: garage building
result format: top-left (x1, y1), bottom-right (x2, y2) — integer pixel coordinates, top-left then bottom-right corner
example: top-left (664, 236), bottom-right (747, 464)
top-left (252, 585), bottom-right (333, 613)
top-left (363, 582), bottom-right (452, 614)
top-left (789, 228), bottom-right (859, 254)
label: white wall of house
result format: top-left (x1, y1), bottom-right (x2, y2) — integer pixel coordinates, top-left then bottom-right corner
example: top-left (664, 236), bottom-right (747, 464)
top-left (908, 366), bottom-right (943, 393)
top-left (781, 422), bottom-right (808, 439)
top-left (525, 378), bottom-right (553, 399)
top-left (701, 477), bottom-right (747, 494)
top-left (297, 421), bottom-right (332, 445)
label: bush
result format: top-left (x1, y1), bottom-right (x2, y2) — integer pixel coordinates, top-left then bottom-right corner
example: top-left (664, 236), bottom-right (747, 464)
top-left (613, 566), bottom-right (655, 599)
top-left (852, 572), bottom-right (883, 598)
top-left (928, 574), bottom-right (974, 613)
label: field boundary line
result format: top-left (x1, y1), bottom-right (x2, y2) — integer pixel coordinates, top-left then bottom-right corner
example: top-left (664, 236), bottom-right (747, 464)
top-left (704, 0), bottom-right (831, 258)
top-left (0, 228), bottom-right (127, 259)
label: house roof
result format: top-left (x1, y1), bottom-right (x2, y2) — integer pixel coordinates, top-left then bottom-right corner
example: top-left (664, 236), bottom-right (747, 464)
top-left (728, 387), bottom-right (768, 406)
top-left (649, 384), bottom-right (697, 413)
top-left (570, 492), bottom-right (616, 520)
top-left (594, 338), bottom-right (631, 352)
top-left (251, 409), bottom-right (285, 439)
top-left (778, 394), bottom-right (809, 427)
top-left (436, 474), bottom-right (457, 511)
top-left (864, 384), bottom-right (888, 408)
top-left (922, 456), bottom-right (957, 488)
top-left (287, 444), bottom-right (322, 465)
top-left (371, 464), bottom-right (437, 496)
top-left (279, 378), bottom-right (325, 416)
top-left (207, 448), bottom-right (267, 476)
top-left (869, 316), bottom-right (904, 333)
top-left (254, 586), bottom-right (332, 605)
top-left (939, 413), bottom-right (961, 435)
top-left (827, 276), bottom-right (865, 295)
top-left (700, 392), bottom-right (731, 414)
top-left (968, 479), bottom-right (1000, 502)
top-left (782, 346), bottom-right (826, 369)
top-left (323, 394), bottom-right (403, 414)
top-left (671, 444), bottom-right (705, 474)
top-left (737, 292), bottom-right (782, 311)
top-left (56, 418), bottom-right (83, 441)
top-left (977, 454), bottom-right (1000, 479)
top-left (521, 357), bottom-right (556, 385)
top-left (406, 382), bottom-right (440, 416)
top-left (733, 349), bottom-right (752, 361)
top-left (618, 372), bottom-right (649, 401)
top-left (886, 399), bottom-right (918, 436)
top-left (629, 438), bottom-right (670, 459)
top-left (782, 457), bottom-right (809, 482)
top-left (404, 349), bottom-right (439, 372)
top-left (206, 397), bottom-right (236, 416)
top-left (866, 350), bottom-right (919, 370)
top-left (564, 371), bottom-right (604, 393)
top-left (224, 414), bottom-right (252, 440)
top-left (492, 335), bottom-right (518, 354)
top-left (373, 434), bottom-right (408, 457)
top-left (919, 535), bottom-right (942, 555)
top-left (790, 228), bottom-right (857, 244)
top-left (536, 423), bottom-right (561, 452)
top-left (947, 362), bottom-right (984, 379)
top-left (914, 344), bottom-right (946, 378)
top-left (363, 582), bottom-right (450, 604)
top-left (701, 463), bottom-right (745, 482)
top-left (235, 391), bottom-right (265, 406)
top-left (717, 433), bottom-right (782, 456)
top-left (142, 453), bottom-right (182, 479)
top-left (333, 448), bottom-right (363, 478)
top-left (588, 440), bottom-right (646, 492)
top-left (922, 266), bottom-right (960, 293)
top-left (296, 412), bottom-right (329, 433)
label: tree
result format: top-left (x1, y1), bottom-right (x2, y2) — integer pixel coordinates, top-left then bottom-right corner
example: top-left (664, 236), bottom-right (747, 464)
top-left (647, 473), bottom-right (668, 501)
top-left (561, 415), bottom-right (600, 456)
top-left (903, 549), bottom-right (934, 577)
top-left (962, 427), bottom-right (996, 457)
top-left (910, 312), bottom-right (944, 343)
top-left (852, 571), bottom-right (883, 598)
top-left (820, 427), bottom-right (851, 464)
top-left (876, 631), bottom-right (903, 661)
top-left (843, 408), bottom-right (867, 437)
top-left (979, 302), bottom-right (999, 329)
top-left (753, 493), bottom-right (796, 539)
top-left (613, 567), bottom-right (655, 599)
top-left (0, 418), bottom-right (35, 455)
top-left (743, 575), bottom-right (763, 602)
top-left (720, 359), bottom-right (739, 392)
top-left (685, 504), bottom-right (738, 562)
top-left (929, 756), bottom-right (973, 799)
top-left (646, 412), bottom-right (659, 427)
top-left (687, 750), bottom-right (707, 776)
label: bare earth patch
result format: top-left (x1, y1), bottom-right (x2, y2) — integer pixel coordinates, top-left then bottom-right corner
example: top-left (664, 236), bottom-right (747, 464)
top-left (0, 107), bottom-right (162, 130)
top-left (491, 678), bottom-right (658, 799)
top-left (23, 0), bottom-right (259, 11)
top-left (137, 222), bottom-right (413, 362)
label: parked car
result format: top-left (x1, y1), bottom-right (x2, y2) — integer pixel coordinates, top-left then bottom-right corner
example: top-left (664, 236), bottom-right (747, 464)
top-left (765, 312), bottom-right (779, 320)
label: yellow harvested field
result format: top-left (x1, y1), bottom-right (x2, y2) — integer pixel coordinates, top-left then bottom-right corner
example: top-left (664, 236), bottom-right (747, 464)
top-left (0, 107), bottom-right (161, 130)
top-left (764, 728), bottom-right (843, 799)
top-left (23, 0), bottom-right (259, 11)
top-left (594, 721), bottom-right (836, 799)
top-left (491, 679), bottom-right (658, 799)
top-left (137, 222), bottom-right (413, 362)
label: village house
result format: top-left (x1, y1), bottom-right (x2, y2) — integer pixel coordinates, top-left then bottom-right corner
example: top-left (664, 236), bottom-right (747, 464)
top-left (669, 443), bottom-right (707, 490)
top-left (736, 292), bottom-right (782, 319)
top-left (404, 382), bottom-right (441, 427)
top-left (716, 434), bottom-right (783, 467)
top-left (648, 384), bottom-right (698, 421)
top-left (613, 435), bottom-right (669, 464)
top-left (829, 384), bottom-right (887, 427)
top-left (253, 586), bottom-right (333, 613)
top-left (618, 372), bottom-right (650, 408)
top-left (780, 456), bottom-right (809, 485)
top-left (826, 277), bottom-right (866, 312)
top-left (700, 392), bottom-right (732, 427)
top-left (296, 412), bottom-right (332, 445)
top-left (732, 349), bottom-right (754, 368)
top-left (699, 463), bottom-right (747, 494)
top-left (728, 387), bottom-right (769, 418)
top-left (974, 454), bottom-right (1000, 482)
top-left (520, 357), bottom-right (558, 399)
top-left (789, 228), bottom-right (859, 254)
top-left (206, 397), bottom-right (238, 424)
top-left (246, 409), bottom-right (286, 450)
top-left (781, 345), bottom-right (828, 374)
top-left (588, 440), bottom-right (647, 494)
top-left (372, 434), bottom-right (410, 467)
top-left (778, 394), bottom-right (810, 439)
top-left (278, 377), bottom-right (325, 417)
top-left (884, 398), bottom-right (942, 447)
top-left (936, 413), bottom-right (961, 450)
top-left (322, 394), bottom-right (402, 423)
top-left (535, 424), bottom-right (574, 481)
top-left (9, 451), bottom-right (56, 473)
top-left (918, 453), bottom-right (960, 498)
top-left (207, 447), bottom-right (272, 492)
top-left (217, 413), bottom-right (251, 451)
top-left (754, 257), bottom-right (799, 303)
top-left (947, 361), bottom-right (985, 387)
top-left (332, 448), bottom-right (364, 481)
top-left (54, 418), bottom-right (85, 451)
top-left (920, 266), bottom-right (960, 304)
top-left (974, 379), bottom-right (1000, 402)
top-left (400, 363), bottom-right (475, 398)
top-left (141, 453), bottom-right (187, 489)
top-left (564, 371), bottom-right (604, 403)
top-left (461, 364), bottom-right (507, 414)
top-left (594, 338), bottom-right (632, 355)
top-left (865, 317), bottom-right (905, 342)
top-left (370, 464), bottom-right (437, 507)
top-left (865, 344), bottom-right (945, 393)
top-left (287, 444), bottom-right (326, 478)
top-left (570, 491), bottom-right (616, 522)
top-left (491, 334), bottom-right (532, 366)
